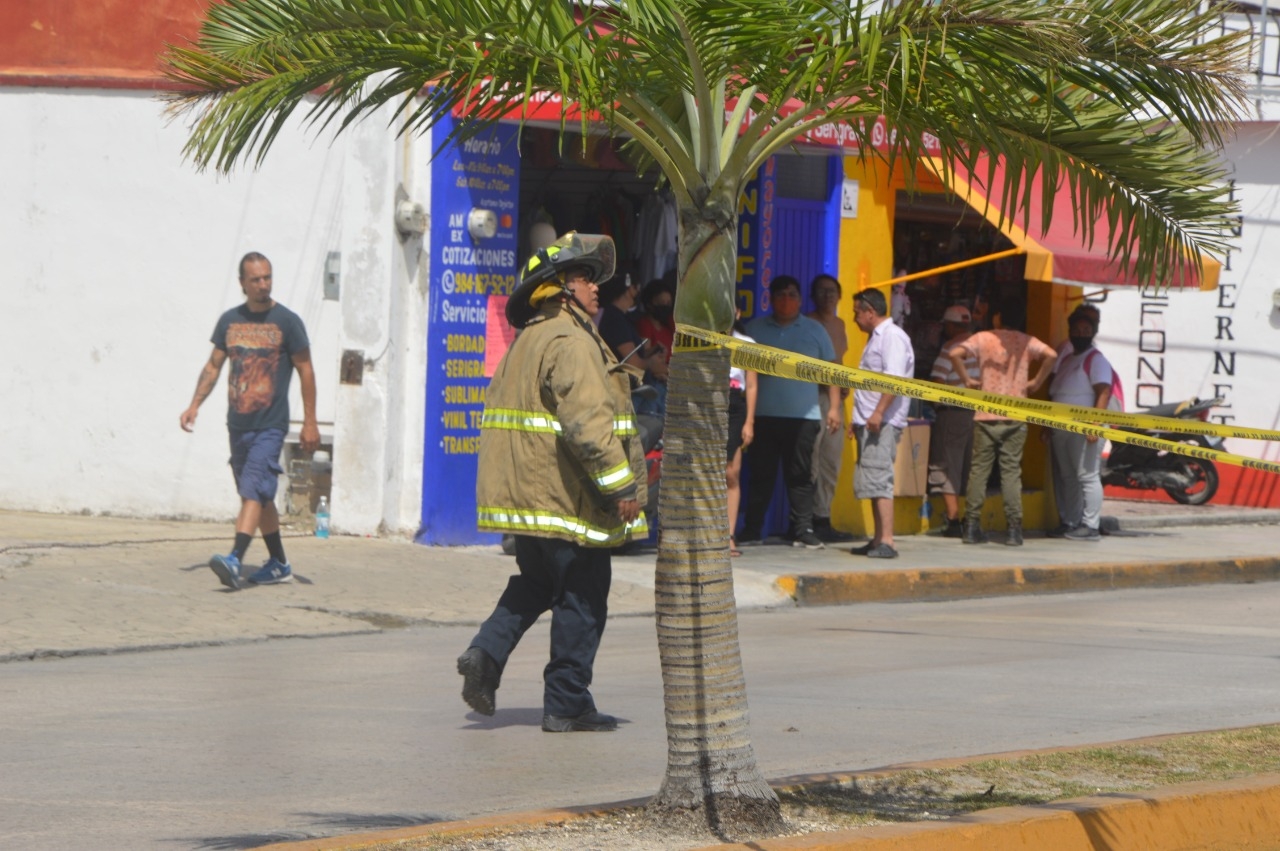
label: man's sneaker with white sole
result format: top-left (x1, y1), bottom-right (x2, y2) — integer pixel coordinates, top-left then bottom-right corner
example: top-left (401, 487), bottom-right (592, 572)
top-left (248, 558), bottom-right (293, 584)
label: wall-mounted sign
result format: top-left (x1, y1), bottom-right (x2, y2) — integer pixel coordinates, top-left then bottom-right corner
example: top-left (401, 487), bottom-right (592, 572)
top-left (841, 178), bottom-right (859, 219)
top-left (419, 115), bottom-right (521, 544)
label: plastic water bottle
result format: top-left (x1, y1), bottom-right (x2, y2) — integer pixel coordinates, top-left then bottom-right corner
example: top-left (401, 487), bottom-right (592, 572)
top-left (315, 496), bottom-right (330, 539)
top-left (919, 498), bottom-right (932, 527)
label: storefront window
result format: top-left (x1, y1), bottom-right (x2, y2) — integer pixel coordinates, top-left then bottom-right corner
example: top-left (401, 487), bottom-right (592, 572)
top-left (893, 190), bottom-right (1028, 380)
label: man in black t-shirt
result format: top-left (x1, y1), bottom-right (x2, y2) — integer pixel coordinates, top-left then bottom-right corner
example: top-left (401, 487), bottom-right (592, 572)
top-left (597, 272), bottom-right (666, 451)
top-left (180, 252), bottom-right (320, 590)
top-left (597, 272), bottom-right (665, 371)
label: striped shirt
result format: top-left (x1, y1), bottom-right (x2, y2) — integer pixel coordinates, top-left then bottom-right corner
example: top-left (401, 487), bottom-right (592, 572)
top-left (932, 335), bottom-right (979, 388)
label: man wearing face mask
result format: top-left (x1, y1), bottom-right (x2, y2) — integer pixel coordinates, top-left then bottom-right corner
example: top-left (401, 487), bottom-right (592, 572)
top-left (741, 275), bottom-right (842, 549)
top-left (1047, 306), bottom-right (1114, 541)
top-left (597, 271), bottom-right (668, 448)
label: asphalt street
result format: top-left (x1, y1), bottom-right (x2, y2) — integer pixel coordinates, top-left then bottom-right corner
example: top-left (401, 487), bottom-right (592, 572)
top-left (3, 582), bottom-right (1279, 850)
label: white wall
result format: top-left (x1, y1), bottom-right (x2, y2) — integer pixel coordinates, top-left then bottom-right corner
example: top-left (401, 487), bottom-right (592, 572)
top-left (0, 87), bottom-right (423, 530)
top-left (329, 117), bottom-right (430, 536)
top-left (1093, 121), bottom-right (1280, 470)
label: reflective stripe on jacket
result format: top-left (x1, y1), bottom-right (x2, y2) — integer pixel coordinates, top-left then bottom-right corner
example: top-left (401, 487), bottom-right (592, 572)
top-left (476, 301), bottom-right (648, 546)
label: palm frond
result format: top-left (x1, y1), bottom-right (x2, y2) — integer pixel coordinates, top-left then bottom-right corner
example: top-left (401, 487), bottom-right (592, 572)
top-left (162, 0), bottom-right (1249, 284)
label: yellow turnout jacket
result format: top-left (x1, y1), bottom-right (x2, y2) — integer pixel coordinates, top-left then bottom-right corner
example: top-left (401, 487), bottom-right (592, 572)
top-left (476, 300), bottom-right (649, 546)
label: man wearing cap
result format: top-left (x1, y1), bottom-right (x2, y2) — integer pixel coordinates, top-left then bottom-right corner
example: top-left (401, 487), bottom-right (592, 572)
top-left (1047, 306), bottom-right (1114, 541)
top-left (848, 288), bottom-right (915, 559)
top-left (927, 304), bottom-right (978, 537)
top-left (456, 232), bottom-right (647, 734)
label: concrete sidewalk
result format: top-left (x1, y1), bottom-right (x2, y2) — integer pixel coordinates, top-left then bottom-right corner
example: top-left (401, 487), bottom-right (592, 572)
top-left (769, 499), bottom-right (1280, 605)
top-left (0, 499), bottom-right (1277, 661)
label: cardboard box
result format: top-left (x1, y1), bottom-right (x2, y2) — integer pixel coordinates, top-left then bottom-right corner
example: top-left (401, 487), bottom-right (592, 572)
top-left (894, 421), bottom-right (931, 497)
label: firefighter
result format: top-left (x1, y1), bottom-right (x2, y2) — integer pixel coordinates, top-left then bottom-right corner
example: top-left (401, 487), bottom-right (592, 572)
top-left (456, 232), bottom-right (648, 733)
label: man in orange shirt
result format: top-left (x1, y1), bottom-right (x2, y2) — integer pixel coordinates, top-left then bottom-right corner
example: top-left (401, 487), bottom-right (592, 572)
top-left (949, 299), bottom-right (1056, 546)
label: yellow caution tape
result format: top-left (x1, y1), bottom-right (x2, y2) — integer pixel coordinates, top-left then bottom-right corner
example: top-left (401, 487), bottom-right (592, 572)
top-left (674, 324), bottom-right (1280, 439)
top-left (674, 324), bottom-right (1280, 477)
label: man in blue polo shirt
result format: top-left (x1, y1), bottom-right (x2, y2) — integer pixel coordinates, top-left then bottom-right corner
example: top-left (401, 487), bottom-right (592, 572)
top-left (741, 275), bottom-right (842, 549)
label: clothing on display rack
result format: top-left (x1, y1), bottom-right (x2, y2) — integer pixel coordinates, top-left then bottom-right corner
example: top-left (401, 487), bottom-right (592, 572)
top-left (633, 190), bottom-right (678, 286)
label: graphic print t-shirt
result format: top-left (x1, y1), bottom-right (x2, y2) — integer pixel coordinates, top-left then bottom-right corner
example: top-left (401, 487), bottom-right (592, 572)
top-left (211, 304), bottom-right (310, 432)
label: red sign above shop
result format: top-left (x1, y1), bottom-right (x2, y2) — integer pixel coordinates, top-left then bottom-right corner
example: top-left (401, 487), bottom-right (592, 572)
top-left (740, 101), bottom-right (943, 156)
top-left (454, 89), bottom-right (941, 155)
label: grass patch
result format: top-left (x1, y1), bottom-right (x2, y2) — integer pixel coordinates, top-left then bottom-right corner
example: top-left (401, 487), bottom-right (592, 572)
top-left (355, 725), bottom-right (1280, 850)
top-left (779, 724), bottom-right (1280, 826)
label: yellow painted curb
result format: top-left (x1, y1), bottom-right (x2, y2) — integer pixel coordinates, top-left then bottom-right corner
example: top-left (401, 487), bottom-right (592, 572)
top-left (696, 774), bottom-right (1280, 850)
top-left (781, 556), bottom-right (1280, 605)
top-left (257, 729), bottom-right (1280, 851)
top-left (259, 773), bottom-right (1280, 851)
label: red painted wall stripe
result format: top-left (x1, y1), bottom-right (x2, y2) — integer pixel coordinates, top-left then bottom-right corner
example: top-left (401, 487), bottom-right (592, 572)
top-left (1105, 461), bottom-right (1280, 508)
top-left (1, 0), bottom-right (211, 89)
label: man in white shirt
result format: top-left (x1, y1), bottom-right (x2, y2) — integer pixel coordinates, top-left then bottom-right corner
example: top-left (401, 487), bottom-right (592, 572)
top-left (1048, 307), bottom-right (1114, 541)
top-left (847, 289), bottom-right (915, 558)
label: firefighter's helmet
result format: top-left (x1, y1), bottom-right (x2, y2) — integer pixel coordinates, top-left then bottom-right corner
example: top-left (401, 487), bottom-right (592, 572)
top-left (506, 232), bottom-right (616, 328)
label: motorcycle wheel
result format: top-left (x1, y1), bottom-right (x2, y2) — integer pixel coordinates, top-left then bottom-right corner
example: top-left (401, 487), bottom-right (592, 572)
top-left (1165, 456), bottom-right (1219, 505)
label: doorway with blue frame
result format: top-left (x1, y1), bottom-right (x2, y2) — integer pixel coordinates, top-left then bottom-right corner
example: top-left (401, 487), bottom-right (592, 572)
top-left (736, 153), bottom-right (845, 545)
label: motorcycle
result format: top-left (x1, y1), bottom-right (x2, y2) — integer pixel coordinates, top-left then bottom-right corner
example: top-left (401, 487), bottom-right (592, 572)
top-left (1101, 396), bottom-right (1224, 505)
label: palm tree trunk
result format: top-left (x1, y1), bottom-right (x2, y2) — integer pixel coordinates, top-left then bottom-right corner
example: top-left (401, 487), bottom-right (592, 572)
top-left (647, 216), bottom-right (784, 835)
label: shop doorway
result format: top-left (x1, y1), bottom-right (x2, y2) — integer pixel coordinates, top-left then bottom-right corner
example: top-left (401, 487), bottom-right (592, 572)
top-left (517, 128), bottom-right (669, 284)
top-left (893, 190), bottom-right (1028, 380)
top-left (893, 190), bottom-right (1039, 512)
top-left (517, 129), bottom-right (844, 543)
top-left (772, 154), bottom-right (843, 311)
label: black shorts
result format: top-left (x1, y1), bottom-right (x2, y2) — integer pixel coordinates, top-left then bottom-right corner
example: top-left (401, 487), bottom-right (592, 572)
top-left (727, 388), bottom-right (747, 460)
top-left (927, 405), bottom-right (975, 495)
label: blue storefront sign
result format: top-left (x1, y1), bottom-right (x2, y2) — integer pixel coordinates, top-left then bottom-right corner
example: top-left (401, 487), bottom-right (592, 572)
top-left (418, 116), bottom-right (521, 544)
top-left (736, 158), bottom-right (775, 322)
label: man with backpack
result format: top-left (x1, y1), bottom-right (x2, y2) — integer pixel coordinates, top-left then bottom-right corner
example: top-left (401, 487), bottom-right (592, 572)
top-left (1047, 305), bottom-right (1116, 541)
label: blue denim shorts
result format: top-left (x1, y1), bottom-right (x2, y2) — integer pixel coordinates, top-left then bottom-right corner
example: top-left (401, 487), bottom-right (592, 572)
top-left (228, 428), bottom-right (286, 503)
